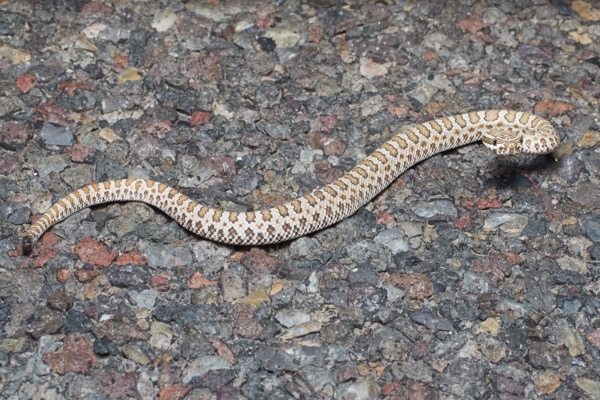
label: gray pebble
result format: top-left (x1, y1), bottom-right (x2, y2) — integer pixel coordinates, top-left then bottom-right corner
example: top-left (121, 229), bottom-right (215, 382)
top-left (373, 229), bottom-right (409, 254)
top-left (101, 95), bottom-right (133, 114)
top-left (256, 346), bottom-right (299, 372)
top-left (221, 270), bottom-right (246, 302)
top-left (590, 245), bottom-right (600, 260)
top-left (0, 349), bottom-right (8, 367)
top-left (525, 277), bottom-right (555, 313)
top-left (409, 308), bottom-right (454, 331)
top-left (483, 213), bottom-right (528, 233)
top-left (34, 154), bottom-right (69, 178)
top-left (39, 123), bottom-right (75, 146)
top-left (106, 264), bottom-right (150, 287)
top-left (527, 342), bottom-right (569, 369)
top-left (64, 310), bottom-right (93, 334)
top-left (0, 202), bottom-right (30, 225)
top-left (348, 283), bottom-right (387, 316)
top-left (275, 309), bottom-right (311, 328)
top-left (559, 298), bottom-right (582, 314)
top-left (153, 304), bottom-right (217, 328)
top-left (568, 183), bottom-right (600, 209)
top-left (511, 192), bottom-right (544, 213)
top-left (25, 309), bottom-right (64, 339)
top-left (348, 267), bottom-right (379, 285)
top-left (71, 90), bottom-right (96, 112)
top-left (139, 241), bottom-right (193, 269)
top-left (414, 200), bottom-right (457, 218)
top-left (107, 211), bottom-right (143, 238)
top-left (231, 170), bottom-right (261, 197)
top-left (0, 12), bottom-right (26, 35)
top-left (553, 155), bottom-right (582, 183)
top-left (289, 237), bottom-right (319, 259)
top-left (120, 344), bottom-right (150, 366)
top-left (463, 271), bottom-right (491, 294)
top-left (334, 377), bottom-right (380, 400)
top-left (522, 219), bottom-right (547, 238)
top-left (46, 291), bottom-right (74, 313)
top-left (582, 216), bottom-right (600, 243)
top-left (347, 241), bottom-right (393, 272)
top-left (128, 289), bottom-right (159, 309)
top-left (93, 338), bottom-right (119, 357)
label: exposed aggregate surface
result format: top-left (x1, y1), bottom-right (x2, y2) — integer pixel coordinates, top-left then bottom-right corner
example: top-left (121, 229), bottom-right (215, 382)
top-left (1, 1), bottom-right (600, 399)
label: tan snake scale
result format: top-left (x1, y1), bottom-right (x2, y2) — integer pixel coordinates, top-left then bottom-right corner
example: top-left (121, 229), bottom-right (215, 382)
top-left (22, 110), bottom-right (559, 251)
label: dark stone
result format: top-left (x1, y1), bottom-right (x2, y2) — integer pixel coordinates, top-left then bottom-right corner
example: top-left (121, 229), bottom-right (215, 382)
top-left (93, 338), bottom-right (119, 357)
top-left (559, 298), bottom-right (582, 314)
top-left (46, 291), bottom-right (74, 313)
top-left (522, 219), bottom-right (547, 238)
top-left (582, 216), bottom-right (600, 243)
top-left (321, 290), bottom-right (348, 307)
top-left (563, 222), bottom-right (583, 236)
top-left (271, 287), bottom-right (296, 309)
top-left (512, 192), bottom-right (544, 213)
top-left (257, 36), bottom-right (276, 52)
top-left (409, 308), bottom-right (454, 331)
top-left (527, 342), bottom-right (570, 369)
top-left (106, 265), bottom-right (150, 288)
top-left (39, 123), bottom-right (75, 146)
top-left (0, 302), bottom-right (11, 331)
top-left (590, 245), bottom-right (600, 261)
top-left (518, 44), bottom-right (552, 66)
top-left (348, 267), bottom-right (379, 285)
top-left (554, 270), bottom-right (587, 285)
top-left (83, 64), bottom-right (105, 79)
top-left (175, 91), bottom-right (199, 115)
top-left (393, 253), bottom-right (423, 270)
top-left (0, 122), bottom-right (33, 151)
top-left (0, 202), bottom-right (30, 225)
top-left (110, 119), bottom-right (135, 138)
top-left (496, 375), bottom-right (525, 396)
top-left (179, 336), bottom-right (214, 359)
top-left (128, 28), bottom-right (151, 66)
top-left (25, 309), bottom-right (65, 339)
top-left (253, 83), bottom-right (282, 109)
top-left (96, 156), bottom-right (127, 181)
top-left (553, 155), bottom-right (582, 183)
top-left (71, 90), bottom-right (97, 112)
top-left (199, 369), bottom-right (236, 391)
top-left (0, 12), bottom-right (26, 35)
top-left (256, 346), bottom-right (299, 372)
top-left (153, 304), bottom-right (217, 327)
top-left (321, 321), bottom-right (352, 344)
top-left (0, 349), bottom-right (8, 367)
top-left (525, 276), bottom-right (555, 313)
top-left (64, 310), bottom-right (94, 334)
top-left (348, 283), bottom-right (387, 316)
top-left (583, 298), bottom-right (600, 316)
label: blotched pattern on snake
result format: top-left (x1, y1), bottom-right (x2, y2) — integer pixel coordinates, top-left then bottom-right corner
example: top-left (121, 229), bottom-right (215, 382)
top-left (22, 110), bottom-right (559, 251)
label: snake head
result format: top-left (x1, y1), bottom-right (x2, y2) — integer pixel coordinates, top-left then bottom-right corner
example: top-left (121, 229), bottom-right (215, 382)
top-left (482, 118), bottom-right (559, 155)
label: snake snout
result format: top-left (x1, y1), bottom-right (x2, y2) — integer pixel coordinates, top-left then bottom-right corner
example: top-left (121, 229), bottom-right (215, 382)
top-left (521, 122), bottom-right (560, 155)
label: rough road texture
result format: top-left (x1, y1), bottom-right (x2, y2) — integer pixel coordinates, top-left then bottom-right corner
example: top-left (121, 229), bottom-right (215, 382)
top-left (1, 1), bottom-right (599, 399)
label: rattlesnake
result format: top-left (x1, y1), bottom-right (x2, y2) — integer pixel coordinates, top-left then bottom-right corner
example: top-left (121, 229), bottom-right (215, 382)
top-left (22, 110), bottom-right (559, 252)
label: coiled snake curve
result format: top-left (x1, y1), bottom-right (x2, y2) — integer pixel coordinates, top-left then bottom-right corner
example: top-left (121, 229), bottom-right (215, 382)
top-left (22, 110), bottom-right (559, 252)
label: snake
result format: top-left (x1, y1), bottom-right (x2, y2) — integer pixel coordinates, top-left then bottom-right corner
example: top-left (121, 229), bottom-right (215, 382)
top-left (21, 110), bottom-right (559, 252)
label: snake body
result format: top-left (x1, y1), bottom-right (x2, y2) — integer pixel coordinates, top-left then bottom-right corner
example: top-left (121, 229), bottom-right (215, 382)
top-left (22, 110), bottom-right (559, 251)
